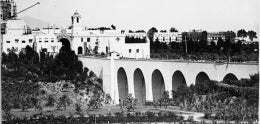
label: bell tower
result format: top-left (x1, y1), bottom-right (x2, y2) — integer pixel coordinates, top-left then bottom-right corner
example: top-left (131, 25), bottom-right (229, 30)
top-left (71, 11), bottom-right (82, 34)
top-left (71, 11), bottom-right (81, 26)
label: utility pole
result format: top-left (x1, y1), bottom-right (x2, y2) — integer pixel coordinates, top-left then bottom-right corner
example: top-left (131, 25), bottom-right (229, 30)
top-left (185, 35), bottom-right (187, 53)
top-left (0, 19), bottom-right (3, 124)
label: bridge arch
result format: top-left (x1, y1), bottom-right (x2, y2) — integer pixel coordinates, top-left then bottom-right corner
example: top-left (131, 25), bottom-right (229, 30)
top-left (223, 73), bottom-right (238, 82)
top-left (172, 70), bottom-right (186, 91)
top-left (195, 71), bottom-right (210, 85)
top-left (117, 67), bottom-right (128, 101)
top-left (133, 68), bottom-right (146, 104)
top-left (152, 69), bottom-right (165, 100)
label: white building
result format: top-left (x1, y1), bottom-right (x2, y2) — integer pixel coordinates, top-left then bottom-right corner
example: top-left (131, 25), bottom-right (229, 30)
top-left (35, 33), bottom-right (61, 55)
top-left (68, 11), bottom-right (150, 59)
top-left (2, 19), bottom-right (34, 54)
top-left (2, 19), bottom-right (62, 55)
top-left (153, 32), bottom-right (181, 44)
top-left (3, 11), bottom-right (150, 59)
top-left (207, 32), bottom-right (226, 44)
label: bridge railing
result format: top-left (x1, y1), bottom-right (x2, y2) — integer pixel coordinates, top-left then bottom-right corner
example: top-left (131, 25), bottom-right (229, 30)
top-left (79, 55), bottom-right (259, 65)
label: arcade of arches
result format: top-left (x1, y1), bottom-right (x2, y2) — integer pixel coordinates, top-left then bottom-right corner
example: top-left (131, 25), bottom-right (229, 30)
top-left (116, 68), bottom-right (241, 102)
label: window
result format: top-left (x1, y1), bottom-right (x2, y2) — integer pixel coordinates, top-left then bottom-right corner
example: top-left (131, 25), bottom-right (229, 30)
top-left (22, 40), bottom-right (25, 43)
top-left (15, 39), bottom-right (19, 43)
top-left (44, 38), bottom-right (48, 42)
top-left (51, 38), bottom-right (54, 42)
top-left (136, 49), bottom-right (139, 53)
top-left (87, 38), bottom-right (90, 42)
top-left (29, 39), bottom-right (33, 43)
top-left (39, 38), bottom-right (42, 42)
top-left (81, 37), bottom-right (83, 42)
top-left (129, 49), bottom-right (132, 53)
top-left (6, 41), bottom-right (10, 43)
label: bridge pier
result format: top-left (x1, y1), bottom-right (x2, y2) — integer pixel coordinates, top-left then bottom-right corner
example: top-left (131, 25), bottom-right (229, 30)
top-left (144, 72), bottom-right (153, 102)
top-left (127, 71), bottom-right (135, 98)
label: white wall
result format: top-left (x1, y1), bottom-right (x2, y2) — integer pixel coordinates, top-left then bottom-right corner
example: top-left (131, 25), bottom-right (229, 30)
top-left (35, 34), bottom-right (61, 54)
top-left (3, 34), bottom-right (34, 54)
top-left (5, 20), bottom-right (27, 35)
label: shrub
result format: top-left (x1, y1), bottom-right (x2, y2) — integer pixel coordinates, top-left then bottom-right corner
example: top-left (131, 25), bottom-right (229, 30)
top-left (145, 111), bottom-right (155, 118)
top-left (105, 94), bottom-right (112, 104)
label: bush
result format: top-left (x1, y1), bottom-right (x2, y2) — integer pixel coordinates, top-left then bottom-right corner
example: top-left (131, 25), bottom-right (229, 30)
top-left (145, 111), bottom-right (155, 118)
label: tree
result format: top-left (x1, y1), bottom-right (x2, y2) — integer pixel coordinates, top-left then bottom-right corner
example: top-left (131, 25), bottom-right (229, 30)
top-left (161, 91), bottom-right (170, 108)
top-left (111, 24), bottom-right (116, 30)
top-left (237, 29), bottom-right (247, 38)
top-left (57, 95), bottom-right (70, 110)
top-left (247, 30), bottom-right (257, 41)
top-left (88, 90), bottom-right (103, 109)
top-left (46, 94), bottom-right (56, 107)
top-left (105, 94), bottom-right (112, 104)
top-left (160, 30), bottom-right (167, 33)
top-left (124, 94), bottom-right (137, 112)
top-left (169, 27), bottom-right (178, 32)
top-left (147, 27), bottom-right (158, 50)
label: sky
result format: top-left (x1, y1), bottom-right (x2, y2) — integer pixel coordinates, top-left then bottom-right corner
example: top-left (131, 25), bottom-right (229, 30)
top-left (16, 0), bottom-right (259, 33)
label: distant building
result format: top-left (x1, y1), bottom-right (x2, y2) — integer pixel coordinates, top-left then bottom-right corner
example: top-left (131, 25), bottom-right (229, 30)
top-left (126, 32), bottom-right (146, 39)
top-left (235, 36), bottom-right (258, 44)
top-left (182, 30), bottom-right (237, 45)
top-left (153, 32), bottom-right (181, 44)
top-left (182, 30), bottom-right (208, 42)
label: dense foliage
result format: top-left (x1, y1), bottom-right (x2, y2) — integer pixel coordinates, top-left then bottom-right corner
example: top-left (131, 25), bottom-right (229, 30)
top-left (148, 28), bottom-right (258, 62)
top-left (1, 45), bottom-right (103, 120)
top-left (125, 36), bottom-right (146, 43)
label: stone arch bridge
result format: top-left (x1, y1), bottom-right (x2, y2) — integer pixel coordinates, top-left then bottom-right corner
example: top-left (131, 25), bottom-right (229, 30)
top-left (79, 57), bottom-right (258, 104)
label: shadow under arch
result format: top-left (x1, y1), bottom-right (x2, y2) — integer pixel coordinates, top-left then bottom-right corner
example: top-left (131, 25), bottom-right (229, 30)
top-left (117, 67), bottom-right (128, 101)
top-left (172, 70), bottom-right (187, 91)
top-left (195, 71), bottom-right (210, 85)
top-left (223, 73), bottom-right (238, 82)
top-left (133, 68), bottom-right (146, 104)
top-left (152, 69), bottom-right (165, 100)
